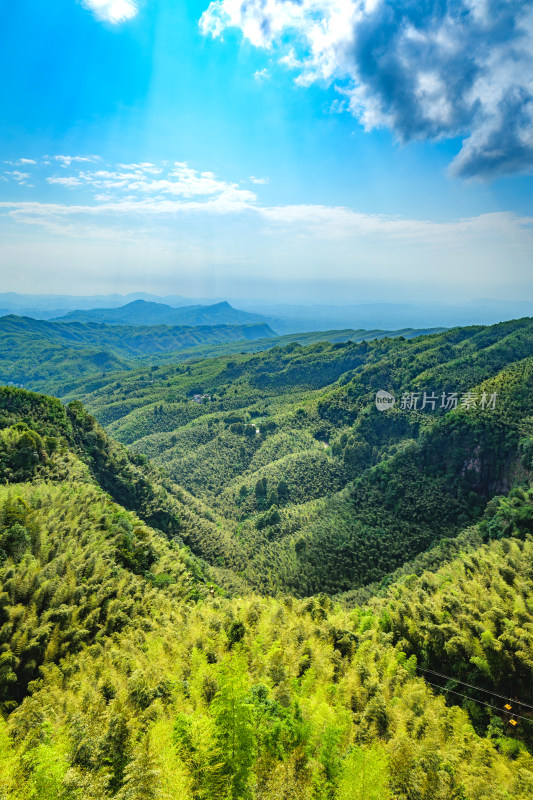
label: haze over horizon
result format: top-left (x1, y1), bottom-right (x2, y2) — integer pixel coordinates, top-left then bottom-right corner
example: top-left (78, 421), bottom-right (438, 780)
top-left (1, 290), bottom-right (533, 311)
top-left (1, 291), bottom-right (532, 335)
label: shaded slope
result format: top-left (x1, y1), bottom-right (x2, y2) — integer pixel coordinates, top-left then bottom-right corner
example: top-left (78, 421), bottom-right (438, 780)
top-left (0, 315), bottom-right (275, 395)
top-left (0, 387), bottom-right (244, 581)
top-left (242, 356), bottom-right (533, 595)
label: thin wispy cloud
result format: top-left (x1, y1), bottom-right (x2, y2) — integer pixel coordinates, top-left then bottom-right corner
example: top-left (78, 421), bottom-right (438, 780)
top-left (47, 176), bottom-right (83, 187)
top-left (51, 162), bottom-right (259, 204)
top-left (0, 156), bottom-right (530, 299)
top-left (4, 160), bottom-right (36, 168)
top-left (6, 201), bottom-right (530, 249)
top-left (80, 0), bottom-right (139, 24)
top-left (259, 204), bottom-right (533, 246)
top-left (5, 171), bottom-right (31, 185)
top-left (52, 155), bottom-right (101, 167)
top-left (117, 162), bottom-right (163, 174)
top-left (1, 157), bottom-right (531, 251)
top-left (0, 159), bottom-right (259, 226)
top-left (201, 0), bottom-right (533, 180)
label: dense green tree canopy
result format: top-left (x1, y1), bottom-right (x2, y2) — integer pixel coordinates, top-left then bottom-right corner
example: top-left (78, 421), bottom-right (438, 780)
top-left (0, 316), bottom-right (532, 798)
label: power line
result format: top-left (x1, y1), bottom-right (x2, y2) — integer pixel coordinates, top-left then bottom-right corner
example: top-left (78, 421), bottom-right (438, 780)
top-left (422, 679), bottom-right (532, 723)
top-left (416, 666), bottom-right (533, 711)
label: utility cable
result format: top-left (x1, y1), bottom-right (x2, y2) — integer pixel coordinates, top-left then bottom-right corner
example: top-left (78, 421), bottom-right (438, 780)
top-left (416, 666), bottom-right (533, 710)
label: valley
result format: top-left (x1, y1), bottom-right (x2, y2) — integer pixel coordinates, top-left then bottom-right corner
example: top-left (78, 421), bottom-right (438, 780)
top-left (0, 312), bottom-right (532, 799)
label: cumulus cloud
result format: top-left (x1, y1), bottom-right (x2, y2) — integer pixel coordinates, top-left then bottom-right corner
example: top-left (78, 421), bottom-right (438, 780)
top-left (80, 0), bottom-right (138, 24)
top-left (201, 0), bottom-right (533, 179)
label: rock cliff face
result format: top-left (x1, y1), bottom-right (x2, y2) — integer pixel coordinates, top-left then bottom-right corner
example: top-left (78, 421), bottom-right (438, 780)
top-left (461, 447), bottom-right (523, 494)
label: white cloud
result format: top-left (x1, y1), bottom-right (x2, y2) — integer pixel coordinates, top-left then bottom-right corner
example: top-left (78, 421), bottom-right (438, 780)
top-left (200, 0), bottom-right (533, 179)
top-left (52, 161), bottom-right (259, 205)
top-left (254, 68), bottom-right (270, 82)
top-left (80, 0), bottom-right (139, 24)
top-left (258, 204), bottom-right (533, 246)
top-left (47, 176), bottom-right (83, 187)
top-left (5, 171), bottom-right (31, 185)
top-left (1, 190), bottom-right (531, 249)
top-left (0, 155), bottom-right (531, 300)
top-left (52, 155), bottom-right (101, 167)
top-left (0, 155), bottom-right (531, 298)
top-left (0, 158), bottom-right (528, 235)
top-left (117, 162), bottom-right (163, 174)
top-left (2, 158), bottom-right (532, 249)
top-left (0, 159), bottom-right (261, 227)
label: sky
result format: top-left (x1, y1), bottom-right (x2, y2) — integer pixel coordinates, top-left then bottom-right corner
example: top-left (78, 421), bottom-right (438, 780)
top-left (0, 0), bottom-right (532, 304)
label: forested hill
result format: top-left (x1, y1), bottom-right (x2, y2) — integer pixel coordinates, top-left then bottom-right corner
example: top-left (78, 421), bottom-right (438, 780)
top-left (0, 313), bottom-right (442, 398)
top-left (59, 316), bottom-right (533, 596)
top-left (0, 315), bottom-right (276, 394)
top-left (0, 384), bottom-right (533, 797)
top-left (0, 315), bottom-right (275, 353)
top-left (0, 387), bottom-right (247, 585)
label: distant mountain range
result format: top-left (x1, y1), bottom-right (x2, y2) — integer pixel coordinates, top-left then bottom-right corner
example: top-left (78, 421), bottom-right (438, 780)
top-left (53, 299), bottom-right (269, 328)
top-left (0, 292), bottom-right (532, 332)
top-left (0, 312), bottom-right (446, 397)
top-left (0, 291), bottom-right (212, 319)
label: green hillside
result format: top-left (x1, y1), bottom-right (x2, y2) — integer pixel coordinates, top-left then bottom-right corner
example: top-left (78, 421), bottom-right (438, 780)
top-left (0, 314), bottom-right (443, 399)
top-left (0, 318), bottom-right (532, 798)
top-left (0, 400), bottom-right (532, 797)
top-left (112, 324), bottom-right (447, 370)
top-left (62, 317), bottom-right (533, 595)
top-left (0, 315), bottom-right (275, 355)
top-left (0, 387), bottom-right (247, 585)
top-left (0, 315), bottom-right (277, 395)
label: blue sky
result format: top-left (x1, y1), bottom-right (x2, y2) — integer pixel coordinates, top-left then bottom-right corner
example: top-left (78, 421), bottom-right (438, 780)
top-left (0, 0), bottom-right (532, 303)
